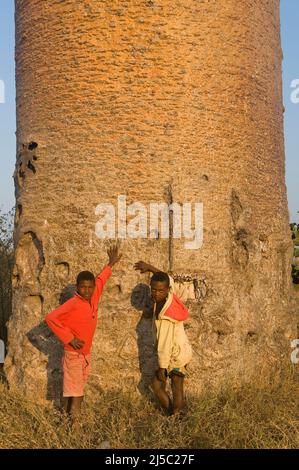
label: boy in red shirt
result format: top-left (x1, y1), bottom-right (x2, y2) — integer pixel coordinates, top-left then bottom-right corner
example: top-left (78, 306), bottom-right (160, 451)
top-left (46, 244), bottom-right (121, 420)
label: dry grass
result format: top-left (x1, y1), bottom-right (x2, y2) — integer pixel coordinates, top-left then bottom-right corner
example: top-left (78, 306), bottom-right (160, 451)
top-left (0, 370), bottom-right (298, 449)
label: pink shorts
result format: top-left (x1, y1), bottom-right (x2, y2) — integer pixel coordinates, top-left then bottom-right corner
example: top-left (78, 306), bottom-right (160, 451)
top-left (62, 351), bottom-right (91, 397)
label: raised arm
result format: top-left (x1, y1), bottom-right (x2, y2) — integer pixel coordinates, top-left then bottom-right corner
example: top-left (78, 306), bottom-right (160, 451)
top-left (134, 261), bottom-right (160, 274)
top-left (93, 243), bottom-right (122, 305)
top-left (107, 243), bottom-right (122, 268)
top-left (95, 243), bottom-right (122, 277)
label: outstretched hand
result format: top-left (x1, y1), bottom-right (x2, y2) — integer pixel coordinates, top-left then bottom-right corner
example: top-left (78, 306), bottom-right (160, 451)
top-left (107, 243), bottom-right (122, 267)
top-left (134, 260), bottom-right (151, 273)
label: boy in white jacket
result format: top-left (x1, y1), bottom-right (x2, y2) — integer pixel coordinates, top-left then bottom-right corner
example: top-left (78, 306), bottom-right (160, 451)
top-left (134, 261), bottom-right (192, 415)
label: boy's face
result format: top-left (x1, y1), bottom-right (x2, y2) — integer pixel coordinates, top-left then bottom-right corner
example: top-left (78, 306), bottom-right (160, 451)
top-left (150, 281), bottom-right (169, 303)
top-left (77, 280), bottom-right (95, 301)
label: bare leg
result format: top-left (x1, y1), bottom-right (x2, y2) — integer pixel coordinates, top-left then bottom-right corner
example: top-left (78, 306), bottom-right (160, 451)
top-left (171, 374), bottom-right (184, 415)
top-left (68, 396), bottom-right (84, 429)
top-left (151, 376), bottom-right (171, 413)
top-left (70, 396), bottom-right (83, 416)
top-left (63, 397), bottom-right (72, 414)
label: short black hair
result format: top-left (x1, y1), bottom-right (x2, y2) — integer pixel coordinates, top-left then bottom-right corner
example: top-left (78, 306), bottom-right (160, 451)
top-left (150, 271), bottom-right (170, 287)
top-left (76, 271), bottom-right (95, 285)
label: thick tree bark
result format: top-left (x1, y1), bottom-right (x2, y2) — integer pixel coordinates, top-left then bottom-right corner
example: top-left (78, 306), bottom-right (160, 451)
top-left (6, 0), bottom-right (296, 402)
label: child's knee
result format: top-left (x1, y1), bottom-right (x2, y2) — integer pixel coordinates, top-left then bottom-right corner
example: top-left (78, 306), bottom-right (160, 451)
top-left (150, 376), bottom-right (159, 390)
top-left (171, 374), bottom-right (184, 388)
top-left (150, 376), bottom-right (163, 393)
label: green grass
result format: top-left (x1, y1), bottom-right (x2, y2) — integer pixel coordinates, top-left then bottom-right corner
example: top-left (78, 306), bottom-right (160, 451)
top-left (0, 371), bottom-right (298, 449)
top-left (293, 235), bottom-right (299, 246)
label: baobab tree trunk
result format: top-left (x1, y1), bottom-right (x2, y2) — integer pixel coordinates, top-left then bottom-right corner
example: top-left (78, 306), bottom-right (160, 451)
top-left (6, 0), bottom-right (296, 403)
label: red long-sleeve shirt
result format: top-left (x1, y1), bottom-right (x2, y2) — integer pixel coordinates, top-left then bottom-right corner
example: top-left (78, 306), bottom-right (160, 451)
top-left (45, 265), bottom-right (112, 354)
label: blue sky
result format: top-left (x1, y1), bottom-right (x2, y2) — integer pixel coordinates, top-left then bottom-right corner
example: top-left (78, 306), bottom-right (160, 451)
top-left (0, 1), bottom-right (298, 222)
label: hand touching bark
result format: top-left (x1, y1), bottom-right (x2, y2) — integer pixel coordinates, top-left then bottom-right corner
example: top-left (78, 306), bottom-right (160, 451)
top-left (134, 261), bottom-right (160, 273)
top-left (107, 243), bottom-right (122, 267)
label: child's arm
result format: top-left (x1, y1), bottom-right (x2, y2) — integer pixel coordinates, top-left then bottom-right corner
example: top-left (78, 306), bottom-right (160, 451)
top-left (134, 261), bottom-right (161, 273)
top-left (107, 243), bottom-right (122, 268)
top-left (46, 302), bottom-right (77, 346)
top-left (93, 244), bottom-right (122, 305)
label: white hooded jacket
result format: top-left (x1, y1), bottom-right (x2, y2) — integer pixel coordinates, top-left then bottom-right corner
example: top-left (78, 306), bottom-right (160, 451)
top-left (152, 276), bottom-right (193, 371)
